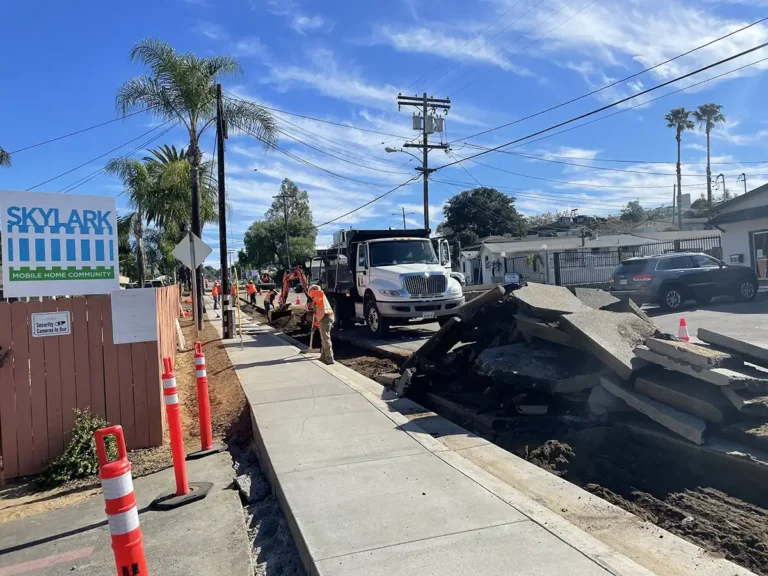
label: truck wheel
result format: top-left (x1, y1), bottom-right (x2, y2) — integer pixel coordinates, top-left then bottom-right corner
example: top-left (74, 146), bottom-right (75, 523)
top-left (365, 299), bottom-right (389, 338)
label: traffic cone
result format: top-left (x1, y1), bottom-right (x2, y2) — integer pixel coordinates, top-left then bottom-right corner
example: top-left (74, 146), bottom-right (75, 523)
top-left (151, 358), bottom-right (212, 510)
top-left (94, 425), bottom-right (149, 576)
top-left (187, 343), bottom-right (225, 460)
top-left (678, 318), bottom-right (690, 342)
top-left (295, 294), bottom-right (301, 305)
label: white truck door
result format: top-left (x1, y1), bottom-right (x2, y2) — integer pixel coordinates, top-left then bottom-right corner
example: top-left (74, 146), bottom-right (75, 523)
top-left (356, 242), bottom-right (369, 292)
top-left (439, 239), bottom-right (451, 269)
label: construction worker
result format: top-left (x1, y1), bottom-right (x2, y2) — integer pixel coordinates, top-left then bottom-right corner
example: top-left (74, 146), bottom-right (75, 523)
top-left (264, 289), bottom-right (278, 324)
top-left (247, 280), bottom-right (257, 306)
top-left (211, 281), bottom-right (221, 317)
top-left (307, 284), bottom-right (335, 365)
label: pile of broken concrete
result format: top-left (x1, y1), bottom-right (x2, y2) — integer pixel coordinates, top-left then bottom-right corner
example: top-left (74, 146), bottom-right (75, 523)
top-left (382, 282), bottom-right (768, 450)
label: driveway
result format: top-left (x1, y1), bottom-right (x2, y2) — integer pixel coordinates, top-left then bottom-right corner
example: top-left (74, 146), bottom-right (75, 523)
top-left (648, 294), bottom-right (768, 345)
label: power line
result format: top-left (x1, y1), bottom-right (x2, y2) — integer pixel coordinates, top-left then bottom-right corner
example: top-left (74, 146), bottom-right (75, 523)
top-left (496, 150), bottom-right (768, 166)
top-left (59, 125), bottom-right (176, 194)
top-left (26, 120), bottom-right (174, 191)
top-left (9, 109), bottom-right (149, 155)
top-left (452, 15), bottom-right (768, 144)
top-left (437, 42), bottom-right (768, 171)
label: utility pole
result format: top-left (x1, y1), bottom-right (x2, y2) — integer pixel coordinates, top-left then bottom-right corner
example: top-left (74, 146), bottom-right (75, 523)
top-left (392, 207), bottom-right (415, 229)
top-left (273, 193), bottom-right (293, 269)
top-left (397, 93), bottom-right (450, 231)
top-left (216, 83), bottom-right (233, 339)
top-left (737, 173), bottom-right (747, 196)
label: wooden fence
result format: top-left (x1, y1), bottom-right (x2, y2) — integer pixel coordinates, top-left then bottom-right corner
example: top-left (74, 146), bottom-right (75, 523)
top-left (0, 285), bottom-right (179, 480)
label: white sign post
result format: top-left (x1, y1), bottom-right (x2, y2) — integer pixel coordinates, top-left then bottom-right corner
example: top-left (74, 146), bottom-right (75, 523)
top-left (172, 233), bottom-right (212, 338)
top-left (0, 190), bottom-right (119, 297)
top-left (31, 311), bottom-right (71, 337)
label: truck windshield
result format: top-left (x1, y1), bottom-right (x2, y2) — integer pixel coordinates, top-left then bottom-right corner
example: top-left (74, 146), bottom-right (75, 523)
top-left (369, 240), bottom-right (438, 266)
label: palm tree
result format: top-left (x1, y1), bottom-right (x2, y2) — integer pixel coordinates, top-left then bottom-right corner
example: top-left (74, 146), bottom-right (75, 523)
top-left (116, 38), bottom-right (277, 315)
top-left (664, 108), bottom-right (695, 230)
top-left (0, 146), bottom-right (11, 167)
top-left (693, 103), bottom-right (726, 208)
top-left (107, 159), bottom-right (152, 287)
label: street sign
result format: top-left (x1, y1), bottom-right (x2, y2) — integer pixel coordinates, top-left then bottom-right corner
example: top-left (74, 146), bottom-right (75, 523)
top-left (31, 311), bottom-right (71, 337)
top-left (172, 233), bottom-right (212, 270)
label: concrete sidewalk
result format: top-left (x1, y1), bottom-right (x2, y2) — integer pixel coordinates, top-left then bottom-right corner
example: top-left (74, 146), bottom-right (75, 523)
top-left (0, 452), bottom-right (251, 575)
top-left (207, 301), bottom-right (668, 576)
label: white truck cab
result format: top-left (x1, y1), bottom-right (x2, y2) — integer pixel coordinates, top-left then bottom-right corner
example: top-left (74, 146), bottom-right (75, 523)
top-left (311, 229), bottom-right (464, 337)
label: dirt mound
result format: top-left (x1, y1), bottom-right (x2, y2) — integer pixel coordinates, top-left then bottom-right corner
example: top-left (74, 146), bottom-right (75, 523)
top-left (526, 440), bottom-right (574, 476)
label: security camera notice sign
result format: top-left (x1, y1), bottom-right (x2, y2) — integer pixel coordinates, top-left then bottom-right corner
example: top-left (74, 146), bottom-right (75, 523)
top-left (31, 311), bottom-right (71, 337)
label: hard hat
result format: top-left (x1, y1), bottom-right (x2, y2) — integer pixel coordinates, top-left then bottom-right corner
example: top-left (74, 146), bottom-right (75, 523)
top-left (308, 284), bottom-right (322, 295)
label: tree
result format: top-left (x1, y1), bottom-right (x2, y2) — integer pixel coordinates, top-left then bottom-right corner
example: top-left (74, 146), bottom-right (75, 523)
top-left (525, 211), bottom-right (571, 230)
top-left (242, 178), bottom-right (317, 273)
top-left (693, 103), bottom-right (726, 208)
top-left (0, 146), bottom-right (10, 167)
top-left (620, 200), bottom-right (646, 222)
top-left (691, 194), bottom-right (708, 210)
top-left (442, 187), bottom-right (526, 247)
top-left (116, 38), bottom-right (278, 312)
top-left (664, 107), bottom-right (695, 230)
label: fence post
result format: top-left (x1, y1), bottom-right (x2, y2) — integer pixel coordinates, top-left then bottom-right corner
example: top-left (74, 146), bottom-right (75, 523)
top-left (553, 252), bottom-right (562, 286)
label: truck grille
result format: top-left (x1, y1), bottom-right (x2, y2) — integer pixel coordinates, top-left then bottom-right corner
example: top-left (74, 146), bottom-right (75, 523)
top-left (402, 274), bottom-right (446, 296)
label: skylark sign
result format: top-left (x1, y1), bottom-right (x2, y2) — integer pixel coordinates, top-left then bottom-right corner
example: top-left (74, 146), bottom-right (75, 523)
top-left (0, 190), bottom-right (119, 297)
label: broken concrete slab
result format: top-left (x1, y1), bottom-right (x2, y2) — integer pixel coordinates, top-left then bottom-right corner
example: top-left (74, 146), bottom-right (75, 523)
top-left (375, 372), bottom-right (400, 387)
top-left (573, 287), bottom-right (620, 310)
top-left (510, 282), bottom-right (592, 320)
top-left (587, 384), bottom-right (633, 420)
top-left (600, 375), bottom-right (707, 444)
top-left (721, 386), bottom-right (768, 417)
top-left (402, 316), bottom-right (463, 371)
top-left (475, 341), bottom-right (601, 393)
top-left (602, 297), bottom-right (656, 328)
top-left (698, 328), bottom-right (768, 369)
top-left (635, 345), bottom-right (768, 391)
top-left (559, 310), bottom-right (656, 381)
top-left (514, 312), bottom-right (579, 349)
top-left (645, 338), bottom-right (743, 369)
top-left (634, 368), bottom-right (733, 423)
top-left (720, 421), bottom-right (768, 454)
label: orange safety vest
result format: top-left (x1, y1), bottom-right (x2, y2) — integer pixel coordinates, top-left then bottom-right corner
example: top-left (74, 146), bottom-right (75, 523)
top-left (310, 291), bottom-right (334, 325)
top-left (247, 283), bottom-right (256, 295)
top-left (211, 285), bottom-right (220, 296)
top-left (231, 284), bottom-right (237, 295)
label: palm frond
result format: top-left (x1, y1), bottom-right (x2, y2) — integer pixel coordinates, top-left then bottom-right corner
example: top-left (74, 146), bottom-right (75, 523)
top-left (128, 38), bottom-right (177, 72)
top-left (220, 98), bottom-right (278, 149)
top-left (693, 103), bottom-right (726, 132)
top-left (0, 147), bottom-right (10, 167)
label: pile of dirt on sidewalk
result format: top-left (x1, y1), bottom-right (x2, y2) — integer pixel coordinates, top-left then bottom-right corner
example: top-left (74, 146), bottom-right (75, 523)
top-left (0, 315), bottom-right (249, 523)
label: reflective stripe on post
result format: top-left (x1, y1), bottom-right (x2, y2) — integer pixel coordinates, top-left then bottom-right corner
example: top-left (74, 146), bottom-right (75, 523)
top-left (94, 425), bottom-right (149, 576)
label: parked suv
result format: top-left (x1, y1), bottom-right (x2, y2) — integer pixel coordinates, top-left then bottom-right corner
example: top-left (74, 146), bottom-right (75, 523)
top-left (608, 252), bottom-right (758, 311)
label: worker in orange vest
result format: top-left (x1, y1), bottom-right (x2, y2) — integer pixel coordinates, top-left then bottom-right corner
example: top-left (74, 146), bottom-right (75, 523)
top-left (247, 280), bottom-right (257, 306)
top-left (307, 284), bottom-right (335, 365)
top-left (211, 281), bottom-right (221, 318)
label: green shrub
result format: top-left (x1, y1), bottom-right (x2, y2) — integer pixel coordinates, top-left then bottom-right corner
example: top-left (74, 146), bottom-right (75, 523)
top-left (40, 409), bottom-right (117, 488)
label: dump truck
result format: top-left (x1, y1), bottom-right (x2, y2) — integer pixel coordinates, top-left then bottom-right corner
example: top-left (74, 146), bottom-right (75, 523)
top-left (309, 228), bottom-right (464, 337)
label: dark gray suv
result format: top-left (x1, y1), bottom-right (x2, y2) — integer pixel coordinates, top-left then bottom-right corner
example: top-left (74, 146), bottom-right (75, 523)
top-left (608, 252), bottom-right (758, 311)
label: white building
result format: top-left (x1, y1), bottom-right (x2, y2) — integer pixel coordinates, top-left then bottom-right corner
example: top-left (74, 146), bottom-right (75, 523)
top-left (460, 231), bottom-right (722, 286)
top-left (709, 184), bottom-right (768, 285)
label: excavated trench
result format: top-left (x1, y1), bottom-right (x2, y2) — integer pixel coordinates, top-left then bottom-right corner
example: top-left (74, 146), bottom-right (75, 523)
top-left (255, 309), bottom-right (768, 575)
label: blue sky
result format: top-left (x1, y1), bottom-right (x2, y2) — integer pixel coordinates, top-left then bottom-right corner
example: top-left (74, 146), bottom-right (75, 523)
top-left (3, 0), bottom-right (768, 263)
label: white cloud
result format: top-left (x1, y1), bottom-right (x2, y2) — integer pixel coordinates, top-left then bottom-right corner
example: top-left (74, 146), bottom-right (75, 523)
top-left (234, 37), bottom-right (270, 58)
top-left (266, 0), bottom-right (329, 35)
top-left (293, 15), bottom-right (326, 34)
top-left (194, 21), bottom-right (224, 40)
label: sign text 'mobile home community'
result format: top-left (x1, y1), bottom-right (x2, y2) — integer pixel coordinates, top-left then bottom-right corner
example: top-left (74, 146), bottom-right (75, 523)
top-left (0, 190), bottom-right (119, 297)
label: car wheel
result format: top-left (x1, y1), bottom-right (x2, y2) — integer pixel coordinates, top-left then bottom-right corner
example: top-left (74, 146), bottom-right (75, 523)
top-left (660, 285), bottom-right (685, 311)
top-left (738, 279), bottom-right (758, 302)
top-left (365, 299), bottom-right (389, 338)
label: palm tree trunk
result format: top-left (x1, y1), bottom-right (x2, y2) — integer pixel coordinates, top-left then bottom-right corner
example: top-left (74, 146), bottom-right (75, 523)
top-left (676, 133), bottom-right (683, 231)
top-left (135, 218), bottom-right (146, 288)
top-left (187, 141), bottom-right (204, 329)
top-left (706, 129), bottom-right (712, 208)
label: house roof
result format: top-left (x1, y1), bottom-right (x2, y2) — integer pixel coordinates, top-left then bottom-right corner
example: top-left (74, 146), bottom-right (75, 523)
top-left (460, 250), bottom-right (479, 258)
top-left (708, 183), bottom-right (768, 215)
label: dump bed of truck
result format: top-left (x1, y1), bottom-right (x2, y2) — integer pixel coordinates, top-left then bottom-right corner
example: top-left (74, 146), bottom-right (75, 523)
top-left (344, 228), bottom-right (430, 244)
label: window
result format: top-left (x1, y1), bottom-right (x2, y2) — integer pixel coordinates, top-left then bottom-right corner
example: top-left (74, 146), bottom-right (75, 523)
top-left (692, 254), bottom-right (719, 268)
top-left (358, 244), bottom-right (368, 268)
top-left (369, 240), bottom-right (437, 267)
top-left (657, 256), bottom-right (695, 270)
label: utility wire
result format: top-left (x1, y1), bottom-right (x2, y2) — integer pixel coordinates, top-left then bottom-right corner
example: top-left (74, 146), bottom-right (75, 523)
top-left (485, 149), bottom-right (768, 166)
top-left (26, 120), bottom-right (174, 191)
top-left (452, 15), bottom-right (768, 144)
top-left (59, 125), bottom-right (176, 194)
top-left (437, 42), bottom-right (768, 171)
top-left (9, 108), bottom-right (149, 155)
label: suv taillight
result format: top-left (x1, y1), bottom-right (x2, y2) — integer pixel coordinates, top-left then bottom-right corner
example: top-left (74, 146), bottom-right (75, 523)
top-left (608, 277), bottom-right (614, 283)
top-left (632, 273), bottom-right (653, 282)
